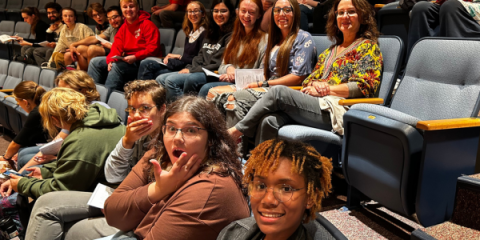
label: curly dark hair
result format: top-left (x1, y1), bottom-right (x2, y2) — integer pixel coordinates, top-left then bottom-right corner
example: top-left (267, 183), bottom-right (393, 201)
top-left (244, 139), bottom-right (333, 222)
top-left (326, 0), bottom-right (379, 45)
top-left (149, 96), bottom-right (244, 191)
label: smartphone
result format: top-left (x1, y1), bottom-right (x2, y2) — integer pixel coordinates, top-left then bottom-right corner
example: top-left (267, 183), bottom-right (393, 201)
top-left (2, 169), bottom-right (23, 178)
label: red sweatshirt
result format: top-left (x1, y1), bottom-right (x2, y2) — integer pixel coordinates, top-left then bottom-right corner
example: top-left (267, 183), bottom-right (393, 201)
top-left (107, 10), bottom-right (161, 64)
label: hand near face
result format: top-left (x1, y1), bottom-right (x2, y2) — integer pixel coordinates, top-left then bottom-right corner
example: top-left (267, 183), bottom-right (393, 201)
top-left (123, 116), bottom-right (153, 148)
top-left (147, 153), bottom-right (203, 203)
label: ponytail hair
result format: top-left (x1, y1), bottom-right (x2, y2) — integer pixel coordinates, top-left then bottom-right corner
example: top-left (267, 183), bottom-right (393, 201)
top-left (13, 81), bottom-right (46, 106)
top-left (21, 7), bottom-right (40, 35)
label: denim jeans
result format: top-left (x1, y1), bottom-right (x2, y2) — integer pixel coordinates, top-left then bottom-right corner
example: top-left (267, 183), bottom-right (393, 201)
top-left (137, 59), bottom-right (172, 80)
top-left (88, 57), bottom-right (139, 95)
top-left (156, 71), bottom-right (207, 102)
top-left (26, 191), bottom-right (119, 240)
top-left (17, 146), bottom-right (41, 170)
top-left (198, 82), bottom-right (233, 98)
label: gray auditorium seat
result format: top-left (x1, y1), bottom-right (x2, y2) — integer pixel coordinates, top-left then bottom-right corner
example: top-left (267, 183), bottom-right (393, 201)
top-left (0, 59), bottom-right (9, 87)
top-left (72, 0), bottom-right (88, 24)
top-left (96, 84), bottom-right (108, 103)
top-left (277, 35), bottom-right (404, 167)
top-left (0, 61), bottom-right (25, 131)
top-left (38, 68), bottom-right (57, 90)
top-left (12, 22), bottom-right (32, 57)
top-left (171, 29), bottom-right (185, 56)
top-left (103, 0), bottom-right (118, 10)
top-left (5, 0), bottom-right (24, 21)
top-left (21, 0), bottom-right (39, 9)
top-left (311, 34), bottom-right (332, 54)
top-left (38, 0), bottom-right (52, 23)
top-left (159, 28), bottom-right (175, 55)
top-left (55, 0), bottom-right (72, 8)
top-left (107, 90), bottom-right (128, 124)
top-left (0, 21), bottom-right (15, 60)
top-left (342, 38), bottom-right (480, 227)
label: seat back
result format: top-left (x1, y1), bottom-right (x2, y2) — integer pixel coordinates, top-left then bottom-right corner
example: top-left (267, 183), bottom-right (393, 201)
top-left (0, 0), bottom-right (7, 9)
top-left (4, 61), bottom-right (25, 89)
top-left (104, 0), bottom-right (118, 9)
top-left (14, 22), bottom-right (31, 39)
top-left (0, 59), bottom-right (9, 87)
top-left (0, 21), bottom-right (15, 35)
top-left (21, 0), bottom-right (39, 8)
top-left (6, 0), bottom-right (23, 11)
top-left (71, 0), bottom-right (87, 11)
top-left (38, 0), bottom-right (51, 11)
top-left (377, 2), bottom-right (410, 56)
top-left (107, 90), bottom-right (128, 124)
top-left (55, 0), bottom-right (71, 8)
top-left (391, 38), bottom-right (480, 120)
top-left (171, 29), bottom-right (185, 56)
top-left (96, 84), bottom-right (108, 103)
top-left (23, 65), bottom-right (41, 84)
top-left (141, 0), bottom-right (155, 12)
top-left (159, 28), bottom-right (175, 55)
top-left (311, 34), bottom-right (333, 54)
top-left (38, 68), bottom-right (57, 90)
top-left (376, 35), bottom-right (404, 105)
top-left (88, 0), bottom-right (104, 5)
top-left (87, 25), bottom-right (96, 33)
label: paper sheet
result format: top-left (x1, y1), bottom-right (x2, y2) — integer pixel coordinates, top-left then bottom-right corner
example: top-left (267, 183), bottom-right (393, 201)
top-left (0, 35), bottom-right (16, 43)
top-left (202, 68), bottom-right (220, 78)
top-left (87, 183), bottom-right (115, 209)
top-left (37, 41), bottom-right (52, 48)
top-left (96, 35), bottom-right (112, 45)
top-left (235, 69), bottom-right (264, 90)
top-left (111, 55), bottom-right (124, 60)
top-left (144, 57), bottom-right (167, 66)
top-left (39, 138), bottom-right (64, 155)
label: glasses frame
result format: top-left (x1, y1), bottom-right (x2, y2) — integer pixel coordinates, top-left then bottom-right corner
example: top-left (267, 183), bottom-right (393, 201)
top-left (162, 124), bottom-right (208, 139)
top-left (248, 182), bottom-right (304, 203)
top-left (107, 15), bottom-right (121, 21)
top-left (335, 10), bottom-right (357, 18)
top-left (272, 6), bottom-right (293, 15)
top-left (187, 10), bottom-right (203, 15)
top-left (125, 105), bottom-right (157, 115)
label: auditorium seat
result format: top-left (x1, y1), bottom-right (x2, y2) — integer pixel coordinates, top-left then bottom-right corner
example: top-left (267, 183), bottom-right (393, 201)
top-left (38, 0), bottom-right (52, 23)
top-left (0, 61), bottom-right (24, 131)
top-left (5, 0), bottom-right (24, 22)
top-left (87, 25), bottom-right (96, 33)
top-left (0, 59), bottom-right (9, 87)
top-left (12, 22), bottom-right (31, 58)
top-left (0, 21), bottom-right (15, 60)
top-left (95, 83), bottom-right (108, 102)
top-left (159, 28), bottom-right (175, 55)
top-left (38, 68), bottom-right (56, 90)
top-left (0, 0), bottom-right (7, 21)
top-left (72, 0), bottom-right (88, 24)
top-left (377, 2), bottom-right (410, 58)
top-left (21, 0), bottom-right (39, 9)
top-left (342, 37), bottom-right (480, 227)
top-left (107, 90), bottom-right (128, 124)
top-left (103, 0), bottom-right (118, 10)
top-left (55, 0), bottom-right (72, 9)
top-left (171, 29), bottom-right (185, 56)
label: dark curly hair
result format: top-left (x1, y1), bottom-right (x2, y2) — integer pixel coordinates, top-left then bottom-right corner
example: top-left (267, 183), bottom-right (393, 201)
top-left (244, 139), bottom-right (333, 222)
top-left (148, 96), bottom-right (244, 191)
top-left (326, 0), bottom-right (379, 45)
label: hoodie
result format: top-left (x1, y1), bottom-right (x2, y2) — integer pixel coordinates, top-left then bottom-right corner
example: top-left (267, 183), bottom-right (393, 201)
top-left (107, 11), bottom-right (161, 64)
top-left (18, 104), bottom-right (126, 199)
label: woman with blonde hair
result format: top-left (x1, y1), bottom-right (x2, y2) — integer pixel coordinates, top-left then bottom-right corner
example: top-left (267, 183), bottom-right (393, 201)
top-left (138, 1), bottom-right (209, 80)
top-left (0, 81), bottom-right (47, 170)
top-left (0, 88), bottom-right (125, 200)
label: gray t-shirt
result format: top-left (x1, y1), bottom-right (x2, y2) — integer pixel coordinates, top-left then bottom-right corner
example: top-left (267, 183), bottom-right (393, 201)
top-left (102, 26), bottom-right (119, 43)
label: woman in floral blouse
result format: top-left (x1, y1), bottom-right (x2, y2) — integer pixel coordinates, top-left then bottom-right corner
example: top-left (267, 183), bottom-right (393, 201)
top-left (228, 0), bottom-right (383, 144)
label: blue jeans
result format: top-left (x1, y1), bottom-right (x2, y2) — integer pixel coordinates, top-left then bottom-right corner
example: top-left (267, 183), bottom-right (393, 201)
top-left (198, 82), bottom-right (233, 98)
top-left (88, 57), bottom-right (139, 95)
top-left (137, 59), bottom-right (173, 80)
top-left (17, 146), bottom-right (41, 170)
top-left (156, 72), bottom-right (207, 102)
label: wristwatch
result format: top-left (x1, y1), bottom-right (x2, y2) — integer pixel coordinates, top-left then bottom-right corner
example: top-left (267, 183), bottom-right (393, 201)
top-left (261, 81), bottom-right (269, 87)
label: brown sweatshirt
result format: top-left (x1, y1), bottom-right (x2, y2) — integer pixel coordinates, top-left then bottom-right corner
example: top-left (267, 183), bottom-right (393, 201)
top-left (104, 149), bottom-right (250, 240)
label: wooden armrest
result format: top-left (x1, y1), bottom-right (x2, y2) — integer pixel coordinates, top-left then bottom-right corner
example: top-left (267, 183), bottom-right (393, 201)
top-left (374, 4), bottom-right (385, 9)
top-left (288, 86), bottom-right (302, 90)
top-left (416, 118), bottom-right (480, 131)
top-left (0, 89), bottom-right (13, 93)
top-left (338, 98), bottom-right (384, 106)
top-left (214, 71), bottom-right (219, 74)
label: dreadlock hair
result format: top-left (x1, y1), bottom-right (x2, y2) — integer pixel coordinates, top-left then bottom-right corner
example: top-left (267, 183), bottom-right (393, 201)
top-left (244, 139), bottom-right (333, 222)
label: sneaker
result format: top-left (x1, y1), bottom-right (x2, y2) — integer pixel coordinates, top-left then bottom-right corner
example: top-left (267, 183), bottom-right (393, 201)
top-left (41, 62), bottom-right (56, 70)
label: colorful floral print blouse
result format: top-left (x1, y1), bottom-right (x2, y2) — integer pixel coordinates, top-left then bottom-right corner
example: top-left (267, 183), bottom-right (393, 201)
top-left (302, 39), bottom-right (383, 98)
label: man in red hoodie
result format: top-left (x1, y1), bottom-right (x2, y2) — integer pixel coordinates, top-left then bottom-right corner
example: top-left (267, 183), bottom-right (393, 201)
top-left (88, 0), bottom-right (161, 96)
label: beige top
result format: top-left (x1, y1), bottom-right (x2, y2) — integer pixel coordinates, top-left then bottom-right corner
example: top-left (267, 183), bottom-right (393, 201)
top-left (52, 23), bottom-right (94, 53)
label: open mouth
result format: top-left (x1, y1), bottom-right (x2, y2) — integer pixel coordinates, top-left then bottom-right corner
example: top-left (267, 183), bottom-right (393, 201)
top-left (173, 149), bottom-right (185, 158)
top-left (259, 211), bottom-right (285, 218)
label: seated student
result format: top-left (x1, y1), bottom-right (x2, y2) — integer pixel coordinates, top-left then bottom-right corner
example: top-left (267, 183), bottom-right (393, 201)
top-left (88, 0), bottom-right (161, 96)
top-left (17, 70), bottom-right (108, 173)
top-left (24, 80), bottom-right (167, 240)
top-left (33, 2), bottom-right (63, 67)
top-left (407, 0), bottom-right (480, 57)
top-left (65, 5), bottom-right (122, 71)
top-left (198, 0), bottom-right (267, 98)
top-left (217, 139), bottom-right (333, 240)
top-left (47, 7), bottom-right (94, 70)
top-left (102, 96), bottom-right (249, 240)
top-left (228, 0), bottom-right (383, 144)
top-left (105, 80), bottom-right (166, 183)
top-left (0, 88), bottom-right (125, 199)
top-left (157, 0), bottom-right (235, 103)
top-left (0, 82), bottom-right (47, 171)
top-left (213, 0), bottom-right (316, 128)
top-left (137, 1), bottom-right (208, 81)
top-left (14, 7), bottom-right (49, 65)
top-left (150, 0), bottom-right (191, 28)
top-left (261, 0), bottom-right (319, 32)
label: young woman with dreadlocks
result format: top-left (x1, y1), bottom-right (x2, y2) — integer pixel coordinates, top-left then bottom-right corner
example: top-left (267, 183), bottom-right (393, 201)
top-left (217, 139), bottom-right (333, 240)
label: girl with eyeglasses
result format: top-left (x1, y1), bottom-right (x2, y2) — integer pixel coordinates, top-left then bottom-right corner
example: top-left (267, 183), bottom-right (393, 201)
top-left (218, 139), bottom-right (333, 240)
top-left (138, 1), bottom-right (209, 81)
top-left (156, 0), bottom-right (236, 103)
top-left (198, 0), bottom-right (268, 98)
top-left (102, 96), bottom-right (249, 239)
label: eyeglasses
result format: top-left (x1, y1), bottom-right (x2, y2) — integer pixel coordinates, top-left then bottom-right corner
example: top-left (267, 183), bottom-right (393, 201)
top-left (273, 7), bottom-right (293, 15)
top-left (187, 10), bottom-right (202, 15)
top-left (239, 9), bottom-right (255, 16)
top-left (212, 9), bottom-right (229, 14)
top-left (335, 9), bottom-right (357, 17)
top-left (92, 13), bottom-right (105, 18)
top-left (162, 125), bottom-right (207, 139)
top-left (125, 105), bottom-right (157, 115)
top-left (107, 15), bottom-right (121, 21)
top-left (248, 181), bottom-right (304, 203)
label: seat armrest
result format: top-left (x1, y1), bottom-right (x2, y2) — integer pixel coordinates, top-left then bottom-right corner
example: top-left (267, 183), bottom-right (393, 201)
top-left (0, 89), bottom-right (13, 93)
top-left (374, 4), bottom-right (385, 9)
top-left (288, 86), bottom-right (302, 90)
top-left (338, 98), bottom-right (384, 106)
top-left (416, 117), bottom-right (480, 131)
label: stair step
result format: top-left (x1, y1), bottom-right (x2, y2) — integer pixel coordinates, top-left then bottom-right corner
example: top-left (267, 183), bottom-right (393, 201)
top-left (411, 221), bottom-right (480, 240)
top-left (451, 175), bottom-right (480, 230)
